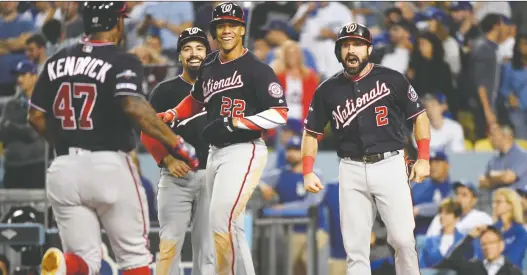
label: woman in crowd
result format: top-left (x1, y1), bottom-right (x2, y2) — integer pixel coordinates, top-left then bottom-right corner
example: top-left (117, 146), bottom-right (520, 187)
top-left (500, 33), bottom-right (527, 139)
top-left (473, 188), bottom-right (527, 269)
top-left (419, 198), bottom-right (465, 268)
top-left (271, 40), bottom-right (319, 122)
top-left (407, 32), bottom-right (456, 114)
top-left (426, 9), bottom-right (462, 80)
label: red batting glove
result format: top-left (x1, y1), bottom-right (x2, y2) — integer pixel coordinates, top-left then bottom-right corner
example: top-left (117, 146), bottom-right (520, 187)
top-left (171, 136), bottom-right (199, 169)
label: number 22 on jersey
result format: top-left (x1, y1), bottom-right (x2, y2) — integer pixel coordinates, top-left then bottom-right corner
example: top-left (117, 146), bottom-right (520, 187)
top-left (53, 82), bottom-right (97, 130)
top-left (220, 96), bottom-right (246, 118)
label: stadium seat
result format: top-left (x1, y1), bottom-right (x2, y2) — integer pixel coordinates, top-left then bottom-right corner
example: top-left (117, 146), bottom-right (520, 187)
top-left (515, 139), bottom-right (527, 150)
top-left (474, 139), bottom-right (494, 152)
top-left (464, 139), bottom-right (473, 150)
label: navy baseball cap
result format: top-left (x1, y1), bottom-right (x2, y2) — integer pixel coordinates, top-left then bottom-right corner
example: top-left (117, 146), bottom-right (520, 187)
top-left (283, 119), bottom-right (303, 135)
top-left (430, 151), bottom-right (448, 162)
top-left (11, 60), bottom-right (37, 75)
top-left (286, 135), bottom-right (302, 150)
top-left (422, 93), bottom-right (447, 104)
top-left (453, 180), bottom-right (478, 196)
top-left (450, 1), bottom-right (473, 11)
top-left (423, 7), bottom-right (450, 25)
top-left (502, 16), bottom-right (513, 25)
top-left (261, 20), bottom-right (295, 37)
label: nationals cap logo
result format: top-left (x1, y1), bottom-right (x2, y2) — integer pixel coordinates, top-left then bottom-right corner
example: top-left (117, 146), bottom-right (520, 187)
top-left (268, 82), bottom-right (283, 98)
top-left (346, 23), bottom-right (358, 33)
top-left (408, 85), bottom-right (418, 102)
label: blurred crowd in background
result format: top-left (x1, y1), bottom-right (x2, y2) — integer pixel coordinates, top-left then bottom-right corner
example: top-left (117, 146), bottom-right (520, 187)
top-left (2, 1), bottom-right (527, 274)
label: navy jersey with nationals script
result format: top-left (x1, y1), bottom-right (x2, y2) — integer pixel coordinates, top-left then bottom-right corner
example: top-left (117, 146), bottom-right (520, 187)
top-left (190, 50), bottom-right (287, 145)
top-left (149, 76), bottom-right (209, 169)
top-left (305, 64), bottom-right (425, 158)
top-left (30, 40), bottom-right (145, 155)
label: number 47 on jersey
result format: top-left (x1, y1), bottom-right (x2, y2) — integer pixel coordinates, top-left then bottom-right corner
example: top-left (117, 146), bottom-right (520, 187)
top-left (53, 82), bottom-right (97, 130)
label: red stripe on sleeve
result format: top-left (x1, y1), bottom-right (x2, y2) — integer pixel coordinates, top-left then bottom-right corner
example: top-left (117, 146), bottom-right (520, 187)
top-left (238, 118), bottom-right (262, 130)
top-left (140, 132), bottom-right (169, 166)
top-left (173, 95), bottom-right (203, 120)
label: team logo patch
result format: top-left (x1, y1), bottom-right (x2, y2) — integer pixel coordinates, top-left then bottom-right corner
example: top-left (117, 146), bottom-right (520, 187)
top-left (268, 82), bottom-right (283, 98)
top-left (408, 85), bottom-right (418, 102)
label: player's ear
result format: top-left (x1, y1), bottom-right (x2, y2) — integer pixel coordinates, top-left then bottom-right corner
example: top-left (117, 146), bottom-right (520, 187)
top-left (241, 26), bottom-right (246, 36)
top-left (367, 45), bottom-right (373, 56)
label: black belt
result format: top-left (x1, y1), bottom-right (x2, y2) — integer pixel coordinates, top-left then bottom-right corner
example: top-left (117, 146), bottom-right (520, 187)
top-left (56, 146), bottom-right (120, 156)
top-left (346, 151), bottom-right (399, 164)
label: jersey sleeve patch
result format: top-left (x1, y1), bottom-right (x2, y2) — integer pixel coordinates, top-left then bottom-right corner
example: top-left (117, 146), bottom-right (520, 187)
top-left (268, 82), bottom-right (284, 98)
top-left (408, 85), bottom-right (418, 102)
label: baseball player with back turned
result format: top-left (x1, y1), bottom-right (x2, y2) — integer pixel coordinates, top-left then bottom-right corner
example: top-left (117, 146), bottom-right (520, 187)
top-left (141, 27), bottom-right (215, 275)
top-left (28, 2), bottom-right (198, 275)
top-left (301, 23), bottom-right (431, 275)
top-left (158, 2), bottom-right (288, 274)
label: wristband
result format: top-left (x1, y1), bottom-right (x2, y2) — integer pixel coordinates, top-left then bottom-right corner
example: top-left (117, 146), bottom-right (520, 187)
top-left (416, 138), bottom-right (430, 160)
top-left (302, 156), bottom-right (315, 176)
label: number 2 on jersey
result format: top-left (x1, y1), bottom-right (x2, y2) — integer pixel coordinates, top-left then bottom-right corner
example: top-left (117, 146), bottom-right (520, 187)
top-left (375, 106), bottom-right (389, 126)
top-left (220, 96), bottom-right (246, 118)
top-left (53, 82), bottom-right (97, 130)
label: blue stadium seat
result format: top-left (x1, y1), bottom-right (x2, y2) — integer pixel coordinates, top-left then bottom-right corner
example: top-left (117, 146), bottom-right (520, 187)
top-left (420, 269), bottom-right (457, 275)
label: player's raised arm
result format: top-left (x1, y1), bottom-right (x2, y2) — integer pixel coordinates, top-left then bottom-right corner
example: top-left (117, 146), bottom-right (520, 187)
top-left (159, 72), bottom-right (205, 123)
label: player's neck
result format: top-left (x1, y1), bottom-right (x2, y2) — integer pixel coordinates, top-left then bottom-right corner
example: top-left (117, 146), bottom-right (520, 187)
top-left (344, 62), bottom-right (372, 81)
top-left (180, 71), bottom-right (196, 85)
top-left (88, 33), bottom-right (117, 44)
top-left (219, 46), bottom-right (246, 63)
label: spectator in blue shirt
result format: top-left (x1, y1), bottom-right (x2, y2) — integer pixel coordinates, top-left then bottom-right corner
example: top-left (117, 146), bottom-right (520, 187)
top-left (499, 33), bottom-right (527, 139)
top-left (479, 124), bottom-right (527, 190)
top-left (259, 136), bottom-right (328, 275)
top-left (419, 198), bottom-right (465, 268)
top-left (472, 188), bottom-right (527, 269)
top-left (262, 20), bottom-right (318, 73)
top-left (412, 151), bottom-right (453, 235)
top-left (0, 2), bottom-right (35, 97)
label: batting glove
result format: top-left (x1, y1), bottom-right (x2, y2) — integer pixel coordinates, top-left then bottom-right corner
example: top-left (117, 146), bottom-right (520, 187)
top-left (158, 109), bottom-right (177, 123)
top-left (170, 136), bottom-right (199, 169)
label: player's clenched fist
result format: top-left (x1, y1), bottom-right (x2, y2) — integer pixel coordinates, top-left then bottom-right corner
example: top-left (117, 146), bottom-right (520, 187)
top-left (304, 173), bottom-right (324, 193)
top-left (410, 159), bottom-right (430, 183)
top-left (157, 109), bottom-right (177, 123)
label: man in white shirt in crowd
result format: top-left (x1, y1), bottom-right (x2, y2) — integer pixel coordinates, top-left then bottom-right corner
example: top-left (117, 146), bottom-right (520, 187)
top-left (413, 94), bottom-right (466, 153)
top-left (497, 16), bottom-right (516, 63)
top-left (427, 181), bottom-right (493, 236)
top-left (291, 2), bottom-right (352, 79)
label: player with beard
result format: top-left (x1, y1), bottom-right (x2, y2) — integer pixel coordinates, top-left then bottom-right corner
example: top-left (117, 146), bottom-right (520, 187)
top-left (141, 27), bottom-right (214, 275)
top-left (259, 136), bottom-right (328, 275)
top-left (301, 22), bottom-right (431, 275)
top-left (158, 2), bottom-right (288, 274)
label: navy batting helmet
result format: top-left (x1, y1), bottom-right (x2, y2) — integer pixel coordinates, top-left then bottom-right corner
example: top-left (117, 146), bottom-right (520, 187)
top-left (177, 27), bottom-right (211, 54)
top-left (209, 2), bottom-right (245, 39)
top-left (83, 1), bottom-right (128, 35)
top-left (334, 23), bottom-right (372, 63)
